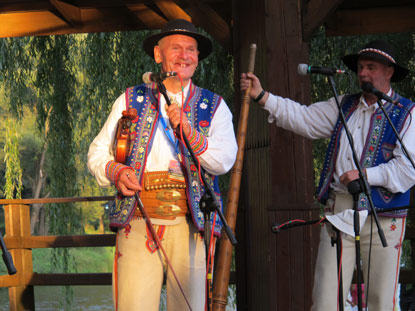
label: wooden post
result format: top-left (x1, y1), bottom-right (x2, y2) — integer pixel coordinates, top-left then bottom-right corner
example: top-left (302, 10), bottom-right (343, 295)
top-left (233, 0), bottom-right (320, 309)
top-left (4, 204), bottom-right (35, 311)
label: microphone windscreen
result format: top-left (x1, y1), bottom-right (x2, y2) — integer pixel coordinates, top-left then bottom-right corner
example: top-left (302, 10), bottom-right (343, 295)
top-left (361, 82), bottom-right (374, 93)
top-left (142, 72), bottom-right (152, 84)
top-left (297, 64), bottom-right (309, 76)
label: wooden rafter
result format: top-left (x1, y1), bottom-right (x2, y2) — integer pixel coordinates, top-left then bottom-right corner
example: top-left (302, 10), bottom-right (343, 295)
top-left (152, 0), bottom-right (190, 21)
top-left (97, 1), bottom-right (145, 30)
top-left (302, 0), bottom-right (344, 42)
top-left (325, 5), bottom-right (415, 36)
top-left (172, 0), bottom-right (231, 51)
top-left (49, 0), bottom-right (82, 28)
top-left (0, 5), bottom-right (166, 38)
top-left (127, 5), bottom-right (167, 29)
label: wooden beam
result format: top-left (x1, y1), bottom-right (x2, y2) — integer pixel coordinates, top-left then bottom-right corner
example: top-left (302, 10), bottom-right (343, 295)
top-left (3, 204), bottom-right (35, 309)
top-left (152, 0), bottom-right (190, 20)
top-left (0, 1), bottom-right (53, 13)
top-left (4, 235), bottom-right (116, 249)
top-left (0, 271), bottom-right (235, 287)
top-left (0, 196), bottom-right (113, 205)
top-left (325, 5), bottom-right (415, 36)
top-left (0, 273), bottom-right (112, 287)
top-left (172, 0), bottom-right (231, 51)
top-left (0, 5), bottom-right (166, 38)
top-left (96, 2), bottom-right (146, 30)
top-left (128, 5), bottom-right (167, 28)
top-left (49, 0), bottom-right (82, 28)
top-left (302, 0), bottom-right (344, 42)
top-left (31, 273), bottom-right (112, 286)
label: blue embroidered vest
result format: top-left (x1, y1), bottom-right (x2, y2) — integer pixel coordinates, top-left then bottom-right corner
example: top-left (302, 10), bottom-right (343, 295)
top-left (109, 82), bottom-right (224, 234)
top-left (317, 92), bottom-right (414, 217)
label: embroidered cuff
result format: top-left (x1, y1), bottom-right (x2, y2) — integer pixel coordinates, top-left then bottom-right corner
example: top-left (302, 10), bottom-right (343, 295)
top-left (186, 127), bottom-right (208, 156)
top-left (105, 161), bottom-right (131, 186)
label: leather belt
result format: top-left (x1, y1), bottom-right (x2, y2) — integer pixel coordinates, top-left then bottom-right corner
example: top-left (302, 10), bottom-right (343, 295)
top-left (135, 171), bottom-right (188, 220)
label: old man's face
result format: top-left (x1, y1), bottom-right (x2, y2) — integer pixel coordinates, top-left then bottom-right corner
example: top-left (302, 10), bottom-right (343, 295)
top-left (154, 34), bottom-right (199, 83)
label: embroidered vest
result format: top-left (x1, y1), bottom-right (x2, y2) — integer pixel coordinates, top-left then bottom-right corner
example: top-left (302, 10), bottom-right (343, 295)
top-left (109, 82), bottom-right (224, 234)
top-left (317, 92), bottom-right (414, 216)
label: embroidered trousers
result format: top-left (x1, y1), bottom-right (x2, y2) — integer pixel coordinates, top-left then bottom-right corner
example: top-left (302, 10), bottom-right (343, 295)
top-left (113, 217), bottom-right (206, 311)
top-left (311, 193), bottom-right (406, 311)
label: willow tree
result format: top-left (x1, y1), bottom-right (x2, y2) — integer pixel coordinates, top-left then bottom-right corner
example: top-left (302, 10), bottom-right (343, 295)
top-left (1, 37), bottom-right (31, 200)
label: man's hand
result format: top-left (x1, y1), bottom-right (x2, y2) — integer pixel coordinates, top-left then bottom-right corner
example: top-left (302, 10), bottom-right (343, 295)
top-left (339, 169), bottom-right (367, 186)
top-left (117, 169), bottom-right (141, 196)
top-left (166, 103), bottom-right (191, 137)
top-left (240, 73), bottom-right (268, 106)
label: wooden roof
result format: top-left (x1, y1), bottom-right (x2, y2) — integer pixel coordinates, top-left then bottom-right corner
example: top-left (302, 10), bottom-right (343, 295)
top-left (309, 0), bottom-right (415, 40)
top-left (2, 0), bottom-right (415, 48)
top-left (0, 0), bottom-right (232, 49)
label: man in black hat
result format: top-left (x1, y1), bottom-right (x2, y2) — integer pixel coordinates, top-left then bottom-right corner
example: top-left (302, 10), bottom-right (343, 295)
top-left (88, 19), bottom-right (237, 310)
top-left (241, 40), bottom-right (415, 310)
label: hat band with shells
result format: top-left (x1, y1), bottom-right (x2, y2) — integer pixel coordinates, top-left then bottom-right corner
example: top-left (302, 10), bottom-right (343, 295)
top-left (359, 48), bottom-right (396, 64)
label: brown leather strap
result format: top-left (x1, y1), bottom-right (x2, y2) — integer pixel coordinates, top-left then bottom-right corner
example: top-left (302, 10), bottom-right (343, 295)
top-left (143, 171), bottom-right (186, 191)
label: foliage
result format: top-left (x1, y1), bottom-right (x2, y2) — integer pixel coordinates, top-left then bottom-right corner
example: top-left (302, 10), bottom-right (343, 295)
top-left (3, 119), bottom-right (23, 199)
top-left (0, 37), bottom-right (33, 118)
top-left (0, 37), bottom-right (32, 200)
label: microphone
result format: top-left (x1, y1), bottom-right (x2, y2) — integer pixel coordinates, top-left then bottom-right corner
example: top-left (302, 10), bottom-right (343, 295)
top-left (142, 71), bottom-right (177, 84)
top-left (297, 63), bottom-right (346, 76)
top-left (361, 82), bottom-right (403, 108)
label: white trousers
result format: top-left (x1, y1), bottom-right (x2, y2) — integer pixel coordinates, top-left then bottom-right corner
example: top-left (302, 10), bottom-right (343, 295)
top-left (311, 193), bottom-right (406, 311)
top-left (113, 217), bottom-right (206, 311)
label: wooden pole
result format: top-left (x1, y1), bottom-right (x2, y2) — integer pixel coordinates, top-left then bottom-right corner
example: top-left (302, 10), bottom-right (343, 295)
top-left (212, 43), bottom-right (256, 310)
top-left (4, 204), bottom-right (35, 311)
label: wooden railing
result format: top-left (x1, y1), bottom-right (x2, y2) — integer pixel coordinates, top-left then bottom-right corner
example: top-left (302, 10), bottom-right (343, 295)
top-left (0, 196), bottom-right (115, 311)
top-left (1, 197), bottom-right (413, 310)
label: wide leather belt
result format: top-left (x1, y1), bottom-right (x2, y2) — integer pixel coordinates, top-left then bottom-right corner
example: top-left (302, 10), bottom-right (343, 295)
top-left (134, 171), bottom-right (188, 220)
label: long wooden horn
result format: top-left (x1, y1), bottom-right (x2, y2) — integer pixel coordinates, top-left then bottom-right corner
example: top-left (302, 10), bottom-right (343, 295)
top-left (212, 43), bottom-right (257, 310)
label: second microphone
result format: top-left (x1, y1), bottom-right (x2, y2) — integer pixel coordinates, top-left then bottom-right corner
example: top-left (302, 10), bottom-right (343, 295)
top-left (297, 64), bottom-right (346, 76)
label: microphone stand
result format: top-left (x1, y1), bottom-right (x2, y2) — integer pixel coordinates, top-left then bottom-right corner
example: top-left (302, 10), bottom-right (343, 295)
top-left (0, 230), bottom-right (17, 275)
top-left (200, 192), bottom-right (215, 309)
top-left (272, 203), bottom-right (415, 309)
top-left (156, 80), bottom-right (237, 310)
top-left (328, 75), bottom-right (389, 311)
top-left (333, 226), bottom-right (345, 311)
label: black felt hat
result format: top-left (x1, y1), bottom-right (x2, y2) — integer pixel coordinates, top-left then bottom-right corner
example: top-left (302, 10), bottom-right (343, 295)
top-left (342, 40), bottom-right (409, 82)
top-left (143, 19), bottom-right (212, 61)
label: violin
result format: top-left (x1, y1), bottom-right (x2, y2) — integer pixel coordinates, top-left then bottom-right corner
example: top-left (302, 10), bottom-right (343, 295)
top-left (113, 108), bottom-right (137, 164)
